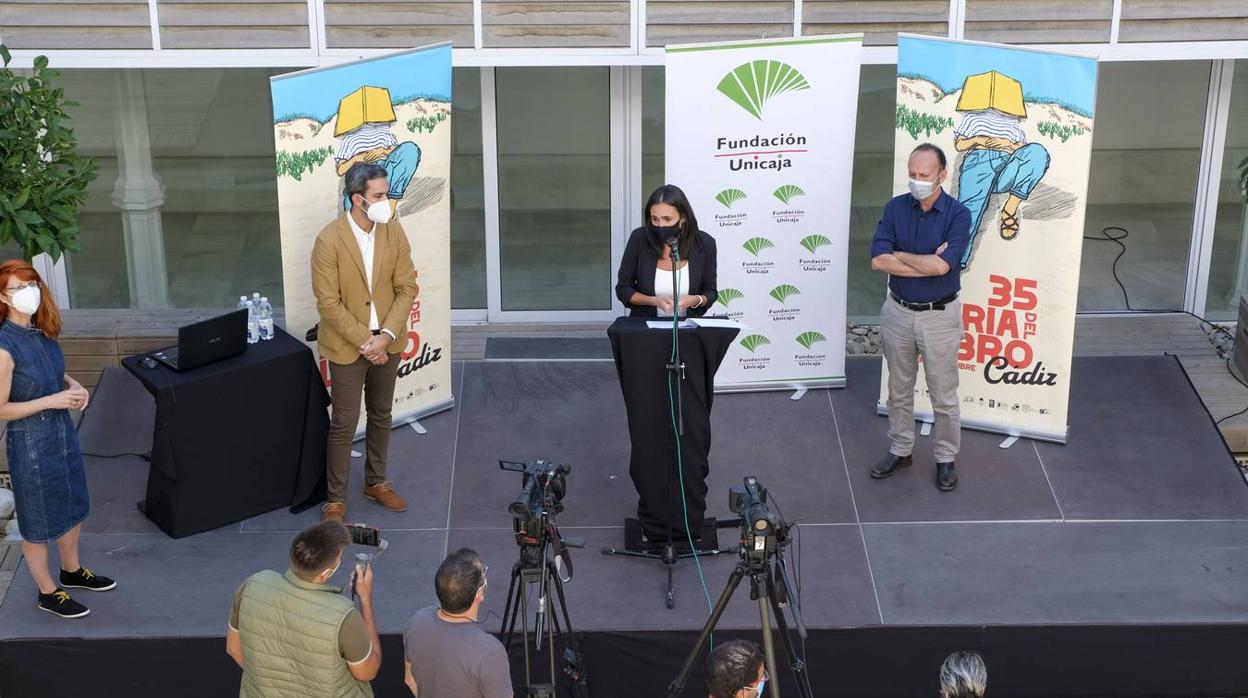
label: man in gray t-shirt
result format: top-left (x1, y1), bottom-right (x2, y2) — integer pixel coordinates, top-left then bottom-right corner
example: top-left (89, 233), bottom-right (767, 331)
top-left (403, 548), bottom-right (513, 698)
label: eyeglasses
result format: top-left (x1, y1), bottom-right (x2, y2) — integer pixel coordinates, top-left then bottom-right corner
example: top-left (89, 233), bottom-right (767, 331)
top-left (3, 281), bottom-right (37, 294)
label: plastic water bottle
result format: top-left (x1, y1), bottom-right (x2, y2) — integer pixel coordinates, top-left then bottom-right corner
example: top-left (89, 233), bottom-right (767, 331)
top-left (237, 295), bottom-right (249, 313)
top-left (257, 297), bottom-right (274, 341)
top-left (246, 300), bottom-right (259, 345)
top-left (252, 292), bottom-right (262, 310)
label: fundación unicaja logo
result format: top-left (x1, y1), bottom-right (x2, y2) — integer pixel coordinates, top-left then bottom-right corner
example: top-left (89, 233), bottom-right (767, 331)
top-left (716, 288), bottom-right (744, 306)
top-left (740, 334), bottom-right (771, 353)
top-left (799, 234), bottom-right (831, 254)
top-left (769, 284), bottom-right (800, 304)
top-left (772, 185), bottom-right (805, 205)
top-left (715, 188), bottom-right (747, 209)
top-left (717, 60), bottom-right (811, 119)
top-left (795, 331), bottom-right (827, 350)
top-left (743, 237), bottom-right (775, 256)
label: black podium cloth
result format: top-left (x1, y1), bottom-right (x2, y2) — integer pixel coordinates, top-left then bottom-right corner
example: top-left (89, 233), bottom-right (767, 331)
top-left (607, 317), bottom-right (738, 541)
top-left (121, 327), bottom-right (329, 538)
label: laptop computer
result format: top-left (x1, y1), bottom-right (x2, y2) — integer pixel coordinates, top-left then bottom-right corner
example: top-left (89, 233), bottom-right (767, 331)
top-left (150, 309), bottom-right (248, 372)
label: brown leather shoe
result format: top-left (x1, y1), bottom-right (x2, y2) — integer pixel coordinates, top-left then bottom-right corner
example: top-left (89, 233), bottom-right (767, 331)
top-left (363, 482), bottom-right (407, 512)
top-left (322, 501), bottom-right (346, 523)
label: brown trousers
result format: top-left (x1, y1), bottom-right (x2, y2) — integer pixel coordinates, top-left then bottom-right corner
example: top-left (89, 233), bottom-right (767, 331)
top-left (326, 352), bottom-right (400, 502)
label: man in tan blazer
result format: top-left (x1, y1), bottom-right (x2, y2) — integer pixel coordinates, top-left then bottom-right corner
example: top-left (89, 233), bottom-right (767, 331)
top-left (312, 162), bottom-right (418, 522)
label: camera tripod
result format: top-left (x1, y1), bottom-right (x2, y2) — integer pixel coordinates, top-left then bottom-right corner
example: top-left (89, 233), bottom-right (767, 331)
top-left (500, 527), bottom-right (588, 698)
top-left (666, 552), bottom-right (813, 698)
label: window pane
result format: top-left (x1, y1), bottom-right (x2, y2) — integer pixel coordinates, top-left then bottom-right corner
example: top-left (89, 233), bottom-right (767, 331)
top-left (642, 66), bottom-right (665, 201)
top-left (1080, 61), bottom-right (1209, 311)
top-left (495, 67), bottom-right (612, 311)
top-left (147, 68), bottom-right (283, 308)
top-left (452, 68), bottom-right (486, 309)
top-left (59, 70), bottom-right (129, 308)
top-left (848, 65), bottom-right (896, 323)
top-left (1205, 60), bottom-right (1248, 320)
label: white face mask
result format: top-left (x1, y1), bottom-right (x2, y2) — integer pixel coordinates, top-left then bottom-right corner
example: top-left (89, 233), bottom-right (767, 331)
top-left (7, 285), bottom-right (40, 315)
top-left (365, 198), bottom-right (393, 225)
top-left (908, 177), bottom-right (940, 201)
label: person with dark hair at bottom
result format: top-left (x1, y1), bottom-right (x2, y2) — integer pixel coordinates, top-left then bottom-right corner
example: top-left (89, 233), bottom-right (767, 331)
top-left (705, 640), bottom-right (767, 698)
top-left (403, 548), bottom-right (513, 698)
top-left (939, 651), bottom-right (987, 698)
top-left (616, 184), bottom-right (718, 318)
top-left (869, 143), bottom-right (971, 492)
top-left (226, 521), bottom-right (382, 698)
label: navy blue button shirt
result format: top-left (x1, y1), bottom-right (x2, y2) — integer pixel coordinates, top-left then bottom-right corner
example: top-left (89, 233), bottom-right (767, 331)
top-left (869, 190), bottom-right (971, 303)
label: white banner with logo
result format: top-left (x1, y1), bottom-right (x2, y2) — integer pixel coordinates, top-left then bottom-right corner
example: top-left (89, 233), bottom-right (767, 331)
top-left (270, 44), bottom-right (454, 433)
top-left (665, 35), bottom-right (863, 391)
top-left (878, 35), bottom-right (1099, 442)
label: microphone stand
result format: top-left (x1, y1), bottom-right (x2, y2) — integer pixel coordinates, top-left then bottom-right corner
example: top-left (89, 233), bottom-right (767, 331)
top-left (601, 236), bottom-right (725, 609)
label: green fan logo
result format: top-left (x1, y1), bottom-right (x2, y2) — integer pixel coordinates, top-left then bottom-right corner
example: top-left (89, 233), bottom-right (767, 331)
top-left (717, 60), bottom-right (811, 120)
top-left (795, 331), bottom-right (827, 350)
top-left (743, 237), bottom-right (775, 257)
top-left (769, 284), bottom-right (800, 303)
top-left (716, 288), bottom-right (744, 306)
top-left (740, 334), bottom-right (771, 353)
top-left (773, 185), bottom-right (805, 204)
top-left (800, 234), bottom-right (831, 254)
top-left (715, 188), bottom-right (747, 209)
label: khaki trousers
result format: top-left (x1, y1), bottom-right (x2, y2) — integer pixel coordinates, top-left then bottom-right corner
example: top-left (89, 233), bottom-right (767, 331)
top-left (880, 297), bottom-right (962, 463)
top-left (326, 352), bottom-right (400, 502)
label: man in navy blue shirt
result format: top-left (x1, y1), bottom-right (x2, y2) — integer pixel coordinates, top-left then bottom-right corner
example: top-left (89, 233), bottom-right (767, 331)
top-left (869, 144), bottom-right (971, 491)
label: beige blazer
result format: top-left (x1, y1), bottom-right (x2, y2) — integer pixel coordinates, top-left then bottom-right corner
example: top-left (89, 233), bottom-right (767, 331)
top-left (311, 213), bottom-right (418, 365)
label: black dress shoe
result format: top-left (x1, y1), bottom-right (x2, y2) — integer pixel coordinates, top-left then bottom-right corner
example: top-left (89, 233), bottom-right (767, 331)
top-left (871, 453), bottom-right (912, 479)
top-left (936, 462), bottom-right (958, 491)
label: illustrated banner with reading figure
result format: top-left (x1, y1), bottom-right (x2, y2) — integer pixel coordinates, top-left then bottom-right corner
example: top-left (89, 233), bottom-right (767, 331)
top-left (271, 44), bottom-right (453, 432)
top-left (880, 35), bottom-right (1098, 442)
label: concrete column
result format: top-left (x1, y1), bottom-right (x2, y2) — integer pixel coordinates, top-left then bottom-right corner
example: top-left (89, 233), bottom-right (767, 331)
top-left (111, 70), bottom-right (170, 308)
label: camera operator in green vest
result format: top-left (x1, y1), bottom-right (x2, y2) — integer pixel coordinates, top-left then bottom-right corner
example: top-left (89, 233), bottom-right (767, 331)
top-left (225, 522), bottom-right (382, 698)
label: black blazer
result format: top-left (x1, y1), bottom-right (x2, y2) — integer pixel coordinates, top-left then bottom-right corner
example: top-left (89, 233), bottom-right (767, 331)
top-left (615, 227), bottom-right (718, 317)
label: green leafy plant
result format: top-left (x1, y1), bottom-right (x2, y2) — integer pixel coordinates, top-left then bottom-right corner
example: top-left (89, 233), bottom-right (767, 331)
top-left (773, 184), bottom-right (805, 204)
top-left (795, 331), bottom-right (827, 350)
top-left (1238, 155), bottom-right (1248, 203)
top-left (740, 334), bottom-right (771, 353)
top-left (716, 288), bottom-right (744, 306)
top-left (275, 146), bottom-right (334, 182)
top-left (743, 236), bottom-right (775, 257)
top-left (800, 234), bottom-right (831, 254)
top-left (1037, 120), bottom-right (1087, 143)
top-left (769, 284), bottom-right (800, 303)
top-left (715, 188), bottom-right (747, 208)
top-left (895, 104), bottom-right (954, 140)
top-left (406, 112), bottom-right (448, 134)
top-left (0, 46), bottom-right (97, 261)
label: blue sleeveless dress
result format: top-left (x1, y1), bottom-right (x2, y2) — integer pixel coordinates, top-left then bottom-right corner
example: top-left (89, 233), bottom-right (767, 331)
top-left (0, 320), bottom-right (89, 543)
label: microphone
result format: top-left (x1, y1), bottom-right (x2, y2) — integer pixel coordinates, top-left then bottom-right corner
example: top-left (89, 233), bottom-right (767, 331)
top-left (666, 237), bottom-right (680, 260)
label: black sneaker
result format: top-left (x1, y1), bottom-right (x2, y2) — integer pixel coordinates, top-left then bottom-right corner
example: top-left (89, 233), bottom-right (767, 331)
top-left (60, 567), bottom-right (116, 592)
top-left (38, 589), bottom-right (90, 619)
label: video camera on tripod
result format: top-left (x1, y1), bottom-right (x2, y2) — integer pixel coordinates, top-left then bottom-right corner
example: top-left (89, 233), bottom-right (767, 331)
top-left (729, 476), bottom-right (790, 568)
top-left (498, 459), bottom-right (588, 698)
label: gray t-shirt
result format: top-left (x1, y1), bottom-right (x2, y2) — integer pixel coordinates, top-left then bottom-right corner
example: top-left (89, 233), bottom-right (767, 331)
top-left (403, 606), bottom-right (513, 698)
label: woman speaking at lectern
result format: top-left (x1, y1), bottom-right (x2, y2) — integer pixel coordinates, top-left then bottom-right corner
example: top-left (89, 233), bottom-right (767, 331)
top-left (616, 185), bottom-right (718, 317)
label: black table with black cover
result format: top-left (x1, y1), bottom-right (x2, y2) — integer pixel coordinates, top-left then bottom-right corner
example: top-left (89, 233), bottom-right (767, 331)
top-left (607, 316), bottom-right (739, 541)
top-left (121, 327), bottom-right (329, 538)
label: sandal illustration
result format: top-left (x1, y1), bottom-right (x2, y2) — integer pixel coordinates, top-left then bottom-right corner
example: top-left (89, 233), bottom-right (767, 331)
top-left (1000, 212), bottom-right (1020, 240)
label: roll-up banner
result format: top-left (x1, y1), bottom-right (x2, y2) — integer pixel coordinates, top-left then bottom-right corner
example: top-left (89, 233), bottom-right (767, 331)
top-left (270, 44), bottom-right (454, 433)
top-left (880, 35), bottom-right (1099, 442)
top-left (665, 35), bottom-right (864, 391)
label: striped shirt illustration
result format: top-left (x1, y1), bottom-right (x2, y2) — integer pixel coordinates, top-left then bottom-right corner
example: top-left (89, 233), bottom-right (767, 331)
top-left (953, 109), bottom-right (1027, 144)
top-left (335, 121), bottom-right (399, 162)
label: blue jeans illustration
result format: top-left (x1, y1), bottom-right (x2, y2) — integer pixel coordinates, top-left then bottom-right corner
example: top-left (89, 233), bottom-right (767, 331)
top-left (956, 143), bottom-right (1051, 268)
top-left (342, 141), bottom-right (423, 210)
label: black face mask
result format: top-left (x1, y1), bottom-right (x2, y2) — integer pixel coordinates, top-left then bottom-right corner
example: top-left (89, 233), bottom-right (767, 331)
top-left (651, 223), bottom-right (681, 241)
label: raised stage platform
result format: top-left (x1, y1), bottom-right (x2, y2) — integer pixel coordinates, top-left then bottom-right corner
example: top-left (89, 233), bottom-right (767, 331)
top-left (2, 355), bottom-right (1247, 698)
